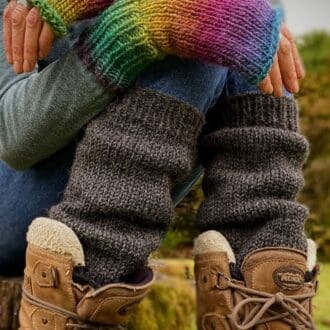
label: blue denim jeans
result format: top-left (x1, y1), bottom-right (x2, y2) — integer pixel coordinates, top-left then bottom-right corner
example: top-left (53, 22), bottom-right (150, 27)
top-left (0, 19), bottom-right (262, 275)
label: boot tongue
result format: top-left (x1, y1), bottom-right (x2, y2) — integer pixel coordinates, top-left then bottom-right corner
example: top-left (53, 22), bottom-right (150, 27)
top-left (241, 248), bottom-right (307, 294)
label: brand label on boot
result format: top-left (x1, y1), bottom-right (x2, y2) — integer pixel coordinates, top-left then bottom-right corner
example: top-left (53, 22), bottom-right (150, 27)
top-left (273, 266), bottom-right (305, 291)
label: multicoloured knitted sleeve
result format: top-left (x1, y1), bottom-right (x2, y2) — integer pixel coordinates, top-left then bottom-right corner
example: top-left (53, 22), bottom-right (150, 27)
top-left (30, 0), bottom-right (114, 37)
top-left (76, 0), bottom-right (283, 91)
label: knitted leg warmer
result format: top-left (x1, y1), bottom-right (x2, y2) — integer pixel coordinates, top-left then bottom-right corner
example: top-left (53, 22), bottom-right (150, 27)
top-left (49, 87), bottom-right (204, 287)
top-left (197, 94), bottom-right (309, 279)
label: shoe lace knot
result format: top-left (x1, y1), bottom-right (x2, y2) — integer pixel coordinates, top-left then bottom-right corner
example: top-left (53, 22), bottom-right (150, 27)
top-left (218, 272), bottom-right (316, 330)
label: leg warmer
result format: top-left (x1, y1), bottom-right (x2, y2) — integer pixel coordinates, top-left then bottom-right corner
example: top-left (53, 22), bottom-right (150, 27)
top-left (197, 94), bottom-right (309, 279)
top-left (49, 87), bottom-right (204, 287)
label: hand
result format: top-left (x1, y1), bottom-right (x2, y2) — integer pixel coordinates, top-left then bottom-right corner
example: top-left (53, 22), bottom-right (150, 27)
top-left (259, 24), bottom-right (305, 97)
top-left (3, 0), bottom-right (54, 74)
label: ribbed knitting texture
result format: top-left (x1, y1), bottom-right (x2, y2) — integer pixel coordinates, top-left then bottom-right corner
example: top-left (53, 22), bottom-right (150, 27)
top-left (76, 0), bottom-right (282, 90)
top-left (139, 0), bottom-right (282, 84)
top-left (197, 94), bottom-right (309, 279)
top-left (30, 0), bottom-right (113, 37)
top-left (49, 88), bottom-right (205, 287)
top-left (76, 0), bottom-right (164, 91)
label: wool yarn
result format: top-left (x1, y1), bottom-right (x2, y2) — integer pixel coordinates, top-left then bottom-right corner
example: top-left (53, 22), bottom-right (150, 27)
top-left (33, 0), bottom-right (282, 85)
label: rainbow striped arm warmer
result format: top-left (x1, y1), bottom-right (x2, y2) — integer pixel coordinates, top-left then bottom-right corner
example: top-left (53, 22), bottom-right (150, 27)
top-left (77, 0), bottom-right (283, 91)
top-left (30, 0), bottom-right (114, 37)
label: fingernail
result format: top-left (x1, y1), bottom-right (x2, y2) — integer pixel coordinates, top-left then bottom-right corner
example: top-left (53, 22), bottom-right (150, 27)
top-left (13, 61), bottom-right (21, 73)
top-left (292, 82), bottom-right (299, 94)
top-left (23, 60), bottom-right (31, 72)
top-left (274, 90), bottom-right (283, 98)
top-left (38, 51), bottom-right (44, 59)
top-left (6, 53), bottom-right (13, 64)
top-left (267, 87), bottom-right (274, 95)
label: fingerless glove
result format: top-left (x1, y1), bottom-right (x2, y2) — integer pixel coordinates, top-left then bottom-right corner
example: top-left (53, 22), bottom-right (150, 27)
top-left (77, 0), bottom-right (282, 91)
top-left (30, 0), bottom-right (113, 37)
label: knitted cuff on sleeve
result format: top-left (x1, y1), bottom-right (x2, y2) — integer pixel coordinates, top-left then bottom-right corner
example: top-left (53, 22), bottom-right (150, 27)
top-left (75, 0), bottom-right (165, 92)
top-left (30, 0), bottom-right (113, 37)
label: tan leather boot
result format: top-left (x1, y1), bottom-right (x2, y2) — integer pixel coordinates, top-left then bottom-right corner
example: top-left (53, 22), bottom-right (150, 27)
top-left (194, 231), bottom-right (319, 330)
top-left (19, 218), bottom-right (154, 329)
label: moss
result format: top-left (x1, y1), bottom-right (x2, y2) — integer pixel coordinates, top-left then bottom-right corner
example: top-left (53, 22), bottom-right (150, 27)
top-left (129, 276), bottom-right (196, 330)
top-left (128, 298), bottom-right (158, 330)
top-left (313, 263), bottom-right (330, 330)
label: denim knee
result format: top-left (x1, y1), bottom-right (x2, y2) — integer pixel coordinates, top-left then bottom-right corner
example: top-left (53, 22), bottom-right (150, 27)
top-left (225, 70), bottom-right (293, 98)
top-left (137, 56), bottom-right (229, 114)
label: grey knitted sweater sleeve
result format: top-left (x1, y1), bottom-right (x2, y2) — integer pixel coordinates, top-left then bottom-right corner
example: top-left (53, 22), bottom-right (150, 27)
top-left (0, 2), bottom-right (113, 170)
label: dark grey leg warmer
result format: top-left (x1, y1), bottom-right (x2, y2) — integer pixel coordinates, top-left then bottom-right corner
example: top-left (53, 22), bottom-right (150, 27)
top-left (197, 94), bottom-right (309, 279)
top-left (49, 87), bottom-right (204, 287)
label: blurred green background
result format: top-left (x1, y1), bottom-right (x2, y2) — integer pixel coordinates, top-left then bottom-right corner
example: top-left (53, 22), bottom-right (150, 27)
top-left (142, 31), bottom-right (330, 329)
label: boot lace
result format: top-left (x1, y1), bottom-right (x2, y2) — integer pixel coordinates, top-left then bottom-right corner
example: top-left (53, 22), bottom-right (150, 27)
top-left (22, 287), bottom-right (126, 330)
top-left (217, 272), bottom-right (316, 330)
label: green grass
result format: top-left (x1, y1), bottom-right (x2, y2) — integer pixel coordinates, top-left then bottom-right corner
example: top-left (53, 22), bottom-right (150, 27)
top-left (314, 263), bottom-right (330, 329)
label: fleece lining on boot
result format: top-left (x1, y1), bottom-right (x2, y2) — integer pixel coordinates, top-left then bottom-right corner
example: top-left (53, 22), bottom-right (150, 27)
top-left (27, 217), bottom-right (85, 266)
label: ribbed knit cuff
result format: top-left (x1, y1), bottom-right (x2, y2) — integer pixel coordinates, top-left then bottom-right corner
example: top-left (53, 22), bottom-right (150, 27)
top-left (76, 1), bottom-right (165, 92)
top-left (30, 0), bottom-right (67, 37)
top-left (215, 94), bottom-right (299, 132)
top-left (30, 0), bottom-right (112, 38)
top-left (106, 88), bottom-right (206, 151)
top-left (249, 7), bottom-right (283, 84)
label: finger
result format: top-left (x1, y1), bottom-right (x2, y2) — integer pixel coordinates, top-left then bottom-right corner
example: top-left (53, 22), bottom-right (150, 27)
top-left (3, 1), bottom-right (16, 64)
top-left (11, 3), bottom-right (29, 73)
top-left (23, 7), bottom-right (42, 72)
top-left (259, 75), bottom-right (273, 95)
top-left (278, 36), bottom-right (299, 94)
top-left (269, 56), bottom-right (283, 97)
top-left (290, 41), bottom-right (305, 79)
top-left (281, 24), bottom-right (305, 79)
top-left (291, 40), bottom-right (305, 79)
top-left (38, 23), bottom-right (54, 59)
